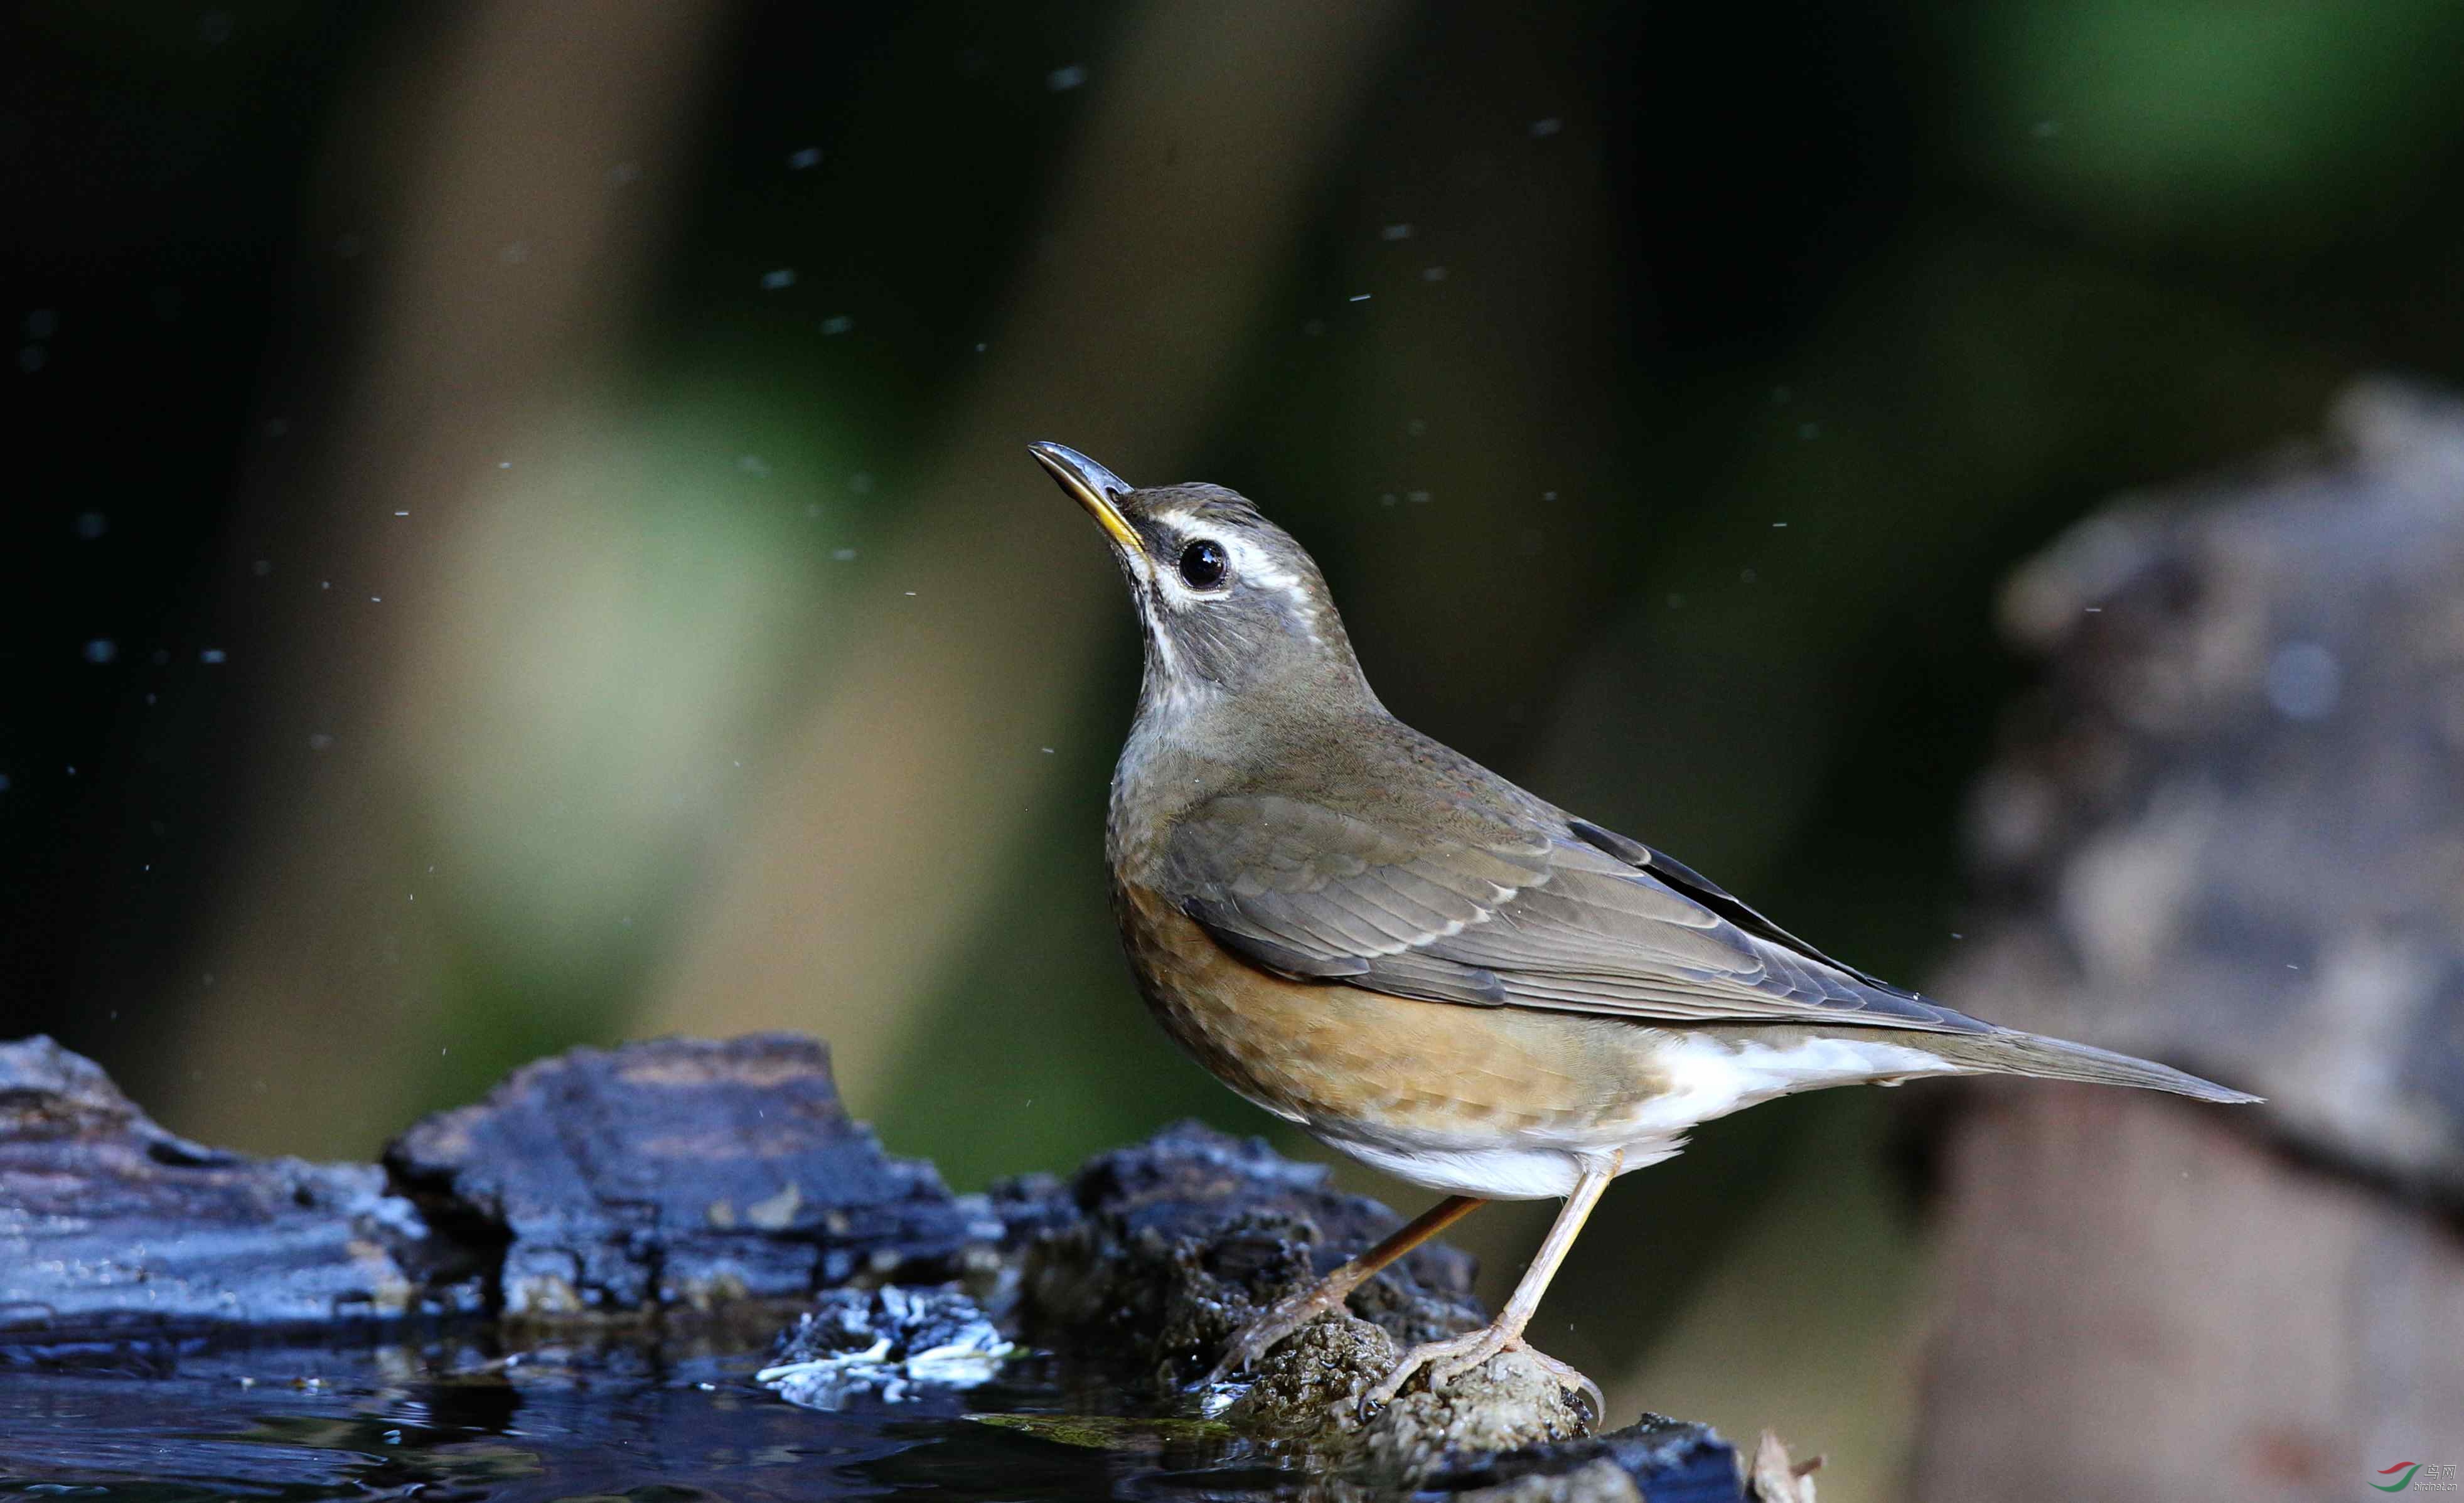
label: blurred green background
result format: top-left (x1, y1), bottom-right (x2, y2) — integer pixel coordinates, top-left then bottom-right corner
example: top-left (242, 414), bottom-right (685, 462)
top-left (8, 1), bottom-right (2464, 1494)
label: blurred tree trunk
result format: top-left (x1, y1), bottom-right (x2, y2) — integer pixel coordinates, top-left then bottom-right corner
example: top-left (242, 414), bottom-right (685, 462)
top-left (162, 0), bottom-right (734, 1153)
top-left (159, 0), bottom-right (1413, 1157)
top-left (1909, 382), bottom-right (2464, 1500)
top-left (1917, 1088), bottom-right (2464, 1499)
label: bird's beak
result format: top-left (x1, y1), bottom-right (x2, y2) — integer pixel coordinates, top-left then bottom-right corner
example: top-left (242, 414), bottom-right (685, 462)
top-left (1029, 441), bottom-right (1144, 558)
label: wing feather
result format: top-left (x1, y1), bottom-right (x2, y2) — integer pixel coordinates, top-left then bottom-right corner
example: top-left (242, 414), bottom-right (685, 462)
top-left (1162, 788), bottom-right (1987, 1034)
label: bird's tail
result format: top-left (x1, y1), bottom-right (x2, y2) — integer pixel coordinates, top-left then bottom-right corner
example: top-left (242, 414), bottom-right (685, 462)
top-left (1930, 1027), bottom-right (2261, 1105)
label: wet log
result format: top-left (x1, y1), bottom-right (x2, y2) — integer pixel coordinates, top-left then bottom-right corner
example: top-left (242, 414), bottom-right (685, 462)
top-left (383, 1032), bottom-right (993, 1312)
top-left (0, 1035), bottom-right (463, 1335)
top-left (0, 1033), bottom-right (989, 1337)
top-left (1910, 381), bottom-right (2464, 1500)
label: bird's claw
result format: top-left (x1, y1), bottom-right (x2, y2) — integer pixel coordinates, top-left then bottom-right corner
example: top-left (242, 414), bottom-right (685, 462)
top-left (1526, 1348), bottom-right (1605, 1429)
top-left (1203, 1328), bottom-right (1275, 1388)
top-left (1205, 1284), bottom-right (1351, 1386)
top-left (1356, 1325), bottom-right (1602, 1429)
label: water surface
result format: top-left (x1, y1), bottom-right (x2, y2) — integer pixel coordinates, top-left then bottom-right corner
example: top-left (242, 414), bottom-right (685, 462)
top-left (0, 1336), bottom-right (1284, 1502)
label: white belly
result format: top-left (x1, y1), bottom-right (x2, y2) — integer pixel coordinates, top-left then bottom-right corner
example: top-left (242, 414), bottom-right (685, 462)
top-left (1310, 1030), bottom-right (1964, 1200)
top-left (1311, 1136), bottom-right (1646, 1199)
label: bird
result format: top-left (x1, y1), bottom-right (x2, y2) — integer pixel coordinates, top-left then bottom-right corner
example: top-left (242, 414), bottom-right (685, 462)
top-left (1026, 440), bottom-right (2258, 1421)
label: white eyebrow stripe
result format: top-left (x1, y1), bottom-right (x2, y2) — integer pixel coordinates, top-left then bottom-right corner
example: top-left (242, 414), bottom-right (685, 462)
top-left (1214, 530), bottom-right (1323, 646)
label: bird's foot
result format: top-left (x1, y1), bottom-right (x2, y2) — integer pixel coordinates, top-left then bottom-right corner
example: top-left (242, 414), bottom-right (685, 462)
top-left (1361, 1323), bottom-right (1603, 1427)
top-left (1206, 1277), bottom-right (1357, 1385)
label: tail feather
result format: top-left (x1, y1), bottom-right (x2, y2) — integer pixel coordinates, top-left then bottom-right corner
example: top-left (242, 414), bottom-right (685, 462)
top-left (1932, 1028), bottom-right (2261, 1105)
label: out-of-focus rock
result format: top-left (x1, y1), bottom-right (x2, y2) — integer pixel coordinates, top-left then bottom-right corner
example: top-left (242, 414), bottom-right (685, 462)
top-left (1913, 382), bottom-right (2464, 1501)
top-left (1958, 378), bottom-right (2464, 1191)
top-left (1744, 1429), bottom-right (1822, 1501)
top-left (0, 1035), bottom-right (465, 1339)
top-left (383, 1034), bottom-right (997, 1314)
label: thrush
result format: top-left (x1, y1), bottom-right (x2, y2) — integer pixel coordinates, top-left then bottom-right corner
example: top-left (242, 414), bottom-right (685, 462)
top-left (1027, 441), bottom-right (2258, 1420)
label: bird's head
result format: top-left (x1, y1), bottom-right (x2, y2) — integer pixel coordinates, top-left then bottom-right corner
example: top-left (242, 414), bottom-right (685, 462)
top-left (1030, 441), bottom-right (1371, 717)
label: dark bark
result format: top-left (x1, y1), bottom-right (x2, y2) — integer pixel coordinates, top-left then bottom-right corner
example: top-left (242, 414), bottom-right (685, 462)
top-left (0, 1035), bottom-right (464, 1335)
top-left (383, 1033), bottom-right (988, 1311)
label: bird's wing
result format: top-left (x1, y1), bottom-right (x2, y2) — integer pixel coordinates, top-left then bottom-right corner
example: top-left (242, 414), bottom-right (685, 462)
top-left (1160, 791), bottom-right (1990, 1032)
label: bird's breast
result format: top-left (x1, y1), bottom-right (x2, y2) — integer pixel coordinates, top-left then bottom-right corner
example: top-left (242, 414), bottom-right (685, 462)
top-left (1110, 879), bottom-right (1686, 1148)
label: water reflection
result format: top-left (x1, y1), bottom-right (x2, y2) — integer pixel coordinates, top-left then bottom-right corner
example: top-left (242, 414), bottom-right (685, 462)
top-left (0, 1336), bottom-right (1127, 1503)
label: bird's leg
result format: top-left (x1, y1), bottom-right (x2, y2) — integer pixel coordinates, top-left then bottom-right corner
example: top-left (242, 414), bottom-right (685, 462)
top-left (1207, 1193), bottom-right (1486, 1384)
top-left (1362, 1153), bottom-right (1619, 1424)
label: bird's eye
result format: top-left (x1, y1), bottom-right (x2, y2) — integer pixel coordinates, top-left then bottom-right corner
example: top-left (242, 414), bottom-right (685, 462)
top-left (1178, 539), bottom-right (1228, 589)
